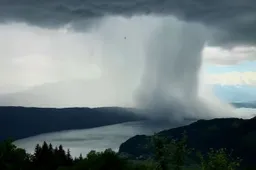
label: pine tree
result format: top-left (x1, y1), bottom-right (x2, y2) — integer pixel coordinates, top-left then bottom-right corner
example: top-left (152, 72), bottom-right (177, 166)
top-left (49, 143), bottom-right (53, 153)
top-left (79, 153), bottom-right (83, 161)
top-left (55, 145), bottom-right (67, 166)
top-left (33, 143), bottom-right (42, 166)
top-left (42, 141), bottom-right (48, 149)
top-left (54, 146), bottom-right (58, 155)
top-left (66, 149), bottom-right (73, 166)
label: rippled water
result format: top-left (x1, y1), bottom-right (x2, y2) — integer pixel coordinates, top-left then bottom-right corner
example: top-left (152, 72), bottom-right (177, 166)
top-left (15, 120), bottom-right (186, 157)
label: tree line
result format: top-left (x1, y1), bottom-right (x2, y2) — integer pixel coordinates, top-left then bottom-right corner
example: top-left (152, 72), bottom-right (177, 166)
top-left (0, 132), bottom-right (250, 170)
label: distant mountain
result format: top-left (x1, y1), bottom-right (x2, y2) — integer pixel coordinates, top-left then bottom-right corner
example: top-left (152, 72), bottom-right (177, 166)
top-left (119, 117), bottom-right (256, 167)
top-left (213, 85), bottom-right (256, 103)
top-left (0, 106), bottom-right (146, 141)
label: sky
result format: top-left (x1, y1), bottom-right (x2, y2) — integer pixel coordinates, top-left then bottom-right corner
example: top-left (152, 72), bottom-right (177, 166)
top-left (206, 61), bottom-right (256, 74)
top-left (0, 0), bottom-right (256, 112)
top-left (202, 47), bottom-right (256, 86)
top-left (201, 46), bottom-right (256, 102)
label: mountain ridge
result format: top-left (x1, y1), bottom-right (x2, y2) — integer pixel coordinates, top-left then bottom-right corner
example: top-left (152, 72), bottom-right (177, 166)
top-left (0, 106), bottom-right (146, 141)
top-left (118, 116), bottom-right (256, 166)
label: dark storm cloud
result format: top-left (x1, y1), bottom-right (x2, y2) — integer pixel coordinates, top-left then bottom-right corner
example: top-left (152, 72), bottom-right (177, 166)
top-left (0, 0), bottom-right (255, 45)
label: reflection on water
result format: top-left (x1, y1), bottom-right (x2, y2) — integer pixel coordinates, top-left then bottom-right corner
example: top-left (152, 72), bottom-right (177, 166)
top-left (14, 120), bottom-right (191, 157)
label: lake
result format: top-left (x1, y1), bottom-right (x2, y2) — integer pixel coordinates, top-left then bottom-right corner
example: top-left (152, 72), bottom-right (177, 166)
top-left (14, 120), bottom-right (190, 157)
top-left (14, 108), bottom-right (255, 157)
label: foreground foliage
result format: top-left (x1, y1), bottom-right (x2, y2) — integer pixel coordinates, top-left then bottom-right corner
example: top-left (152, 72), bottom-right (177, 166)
top-left (0, 133), bottom-right (246, 170)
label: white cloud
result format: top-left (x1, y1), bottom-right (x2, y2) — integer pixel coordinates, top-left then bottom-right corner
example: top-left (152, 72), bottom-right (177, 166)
top-left (0, 23), bottom-right (105, 88)
top-left (0, 16), bottom-right (157, 105)
top-left (204, 71), bottom-right (256, 85)
top-left (202, 46), bottom-right (256, 65)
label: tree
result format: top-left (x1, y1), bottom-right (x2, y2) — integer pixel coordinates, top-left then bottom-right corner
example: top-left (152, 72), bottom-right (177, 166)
top-left (49, 143), bottom-right (54, 152)
top-left (151, 134), bottom-right (171, 170)
top-left (198, 148), bottom-right (241, 170)
top-left (0, 139), bottom-right (31, 170)
top-left (0, 134), bottom-right (245, 170)
top-left (171, 132), bottom-right (192, 170)
top-left (78, 153), bottom-right (83, 161)
top-left (66, 149), bottom-right (73, 166)
top-left (151, 131), bottom-right (192, 170)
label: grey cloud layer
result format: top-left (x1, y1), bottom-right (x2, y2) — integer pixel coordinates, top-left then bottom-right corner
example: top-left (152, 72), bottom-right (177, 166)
top-left (0, 0), bottom-right (256, 45)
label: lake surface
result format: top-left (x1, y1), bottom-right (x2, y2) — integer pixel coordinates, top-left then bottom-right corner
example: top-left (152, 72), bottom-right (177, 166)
top-left (14, 108), bottom-right (255, 157)
top-left (15, 120), bottom-right (186, 157)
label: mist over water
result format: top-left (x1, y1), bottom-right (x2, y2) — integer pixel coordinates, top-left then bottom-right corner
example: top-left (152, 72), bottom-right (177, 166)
top-left (0, 15), bottom-right (252, 119)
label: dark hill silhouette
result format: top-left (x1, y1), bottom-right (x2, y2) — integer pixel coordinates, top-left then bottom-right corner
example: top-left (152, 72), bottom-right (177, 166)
top-left (0, 106), bottom-right (146, 141)
top-left (119, 117), bottom-right (256, 166)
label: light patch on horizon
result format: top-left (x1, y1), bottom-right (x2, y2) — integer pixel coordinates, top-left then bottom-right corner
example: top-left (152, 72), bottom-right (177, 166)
top-left (201, 61), bottom-right (256, 86)
top-left (204, 71), bottom-right (256, 86)
top-left (205, 61), bottom-right (256, 74)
